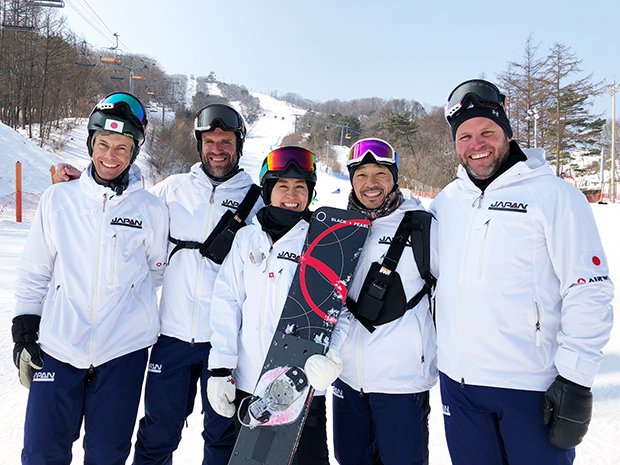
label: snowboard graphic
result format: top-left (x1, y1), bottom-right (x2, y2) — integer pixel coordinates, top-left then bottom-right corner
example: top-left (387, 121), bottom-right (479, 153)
top-left (229, 206), bottom-right (370, 465)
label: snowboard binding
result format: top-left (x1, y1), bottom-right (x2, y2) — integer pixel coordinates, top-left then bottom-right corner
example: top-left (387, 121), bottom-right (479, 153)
top-left (239, 366), bottom-right (309, 428)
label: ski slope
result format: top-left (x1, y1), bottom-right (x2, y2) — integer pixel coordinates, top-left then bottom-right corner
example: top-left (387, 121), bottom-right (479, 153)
top-left (0, 92), bottom-right (618, 464)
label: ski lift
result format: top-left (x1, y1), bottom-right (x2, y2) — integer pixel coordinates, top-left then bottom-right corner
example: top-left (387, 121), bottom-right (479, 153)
top-left (75, 40), bottom-right (95, 67)
top-left (344, 132), bottom-right (352, 140)
top-left (28, 0), bottom-right (65, 7)
top-left (0, 21), bottom-right (34, 31)
top-left (1, 1), bottom-right (35, 32)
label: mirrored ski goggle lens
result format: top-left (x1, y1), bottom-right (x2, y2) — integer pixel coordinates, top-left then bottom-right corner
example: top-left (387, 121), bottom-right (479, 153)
top-left (95, 93), bottom-right (146, 124)
top-left (265, 146), bottom-right (316, 172)
top-left (445, 80), bottom-right (506, 123)
top-left (195, 105), bottom-right (244, 132)
top-left (347, 139), bottom-right (397, 166)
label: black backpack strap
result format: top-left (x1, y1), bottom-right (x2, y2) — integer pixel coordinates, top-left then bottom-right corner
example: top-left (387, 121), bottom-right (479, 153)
top-left (168, 184), bottom-right (261, 262)
top-left (380, 210), bottom-right (414, 272)
top-left (404, 210), bottom-right (436, 311)
top-left (235, 184), bottom-right (261, 222)
top-left (168, 236), bottom-right (202, 261)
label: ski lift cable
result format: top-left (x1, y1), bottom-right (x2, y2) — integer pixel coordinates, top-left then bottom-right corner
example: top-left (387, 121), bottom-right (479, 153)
top-left (68, 0), bottom-right (135, 55)
top-left (64, 0), bottom-right (112, 46)
top-left (64, 0), bottom-right (129, 54)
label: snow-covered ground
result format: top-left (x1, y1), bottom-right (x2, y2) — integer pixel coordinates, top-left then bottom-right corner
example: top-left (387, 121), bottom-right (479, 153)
top-left (0, 92), bottom-right (618, 464)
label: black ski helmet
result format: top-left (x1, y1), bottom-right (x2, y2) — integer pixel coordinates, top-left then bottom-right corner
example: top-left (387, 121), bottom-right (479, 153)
top-left (86, 92), bottom-right (148, 163)
top-left (259, 146), bottom-right (317, 206)
top-left (194, 103), bottom-right (247, 159)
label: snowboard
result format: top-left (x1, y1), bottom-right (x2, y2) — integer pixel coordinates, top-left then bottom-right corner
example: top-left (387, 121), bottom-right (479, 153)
top-left (229, 206), bottom-right (370, 465)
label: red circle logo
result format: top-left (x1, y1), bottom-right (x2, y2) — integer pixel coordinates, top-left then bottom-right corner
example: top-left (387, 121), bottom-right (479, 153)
top-left (592, 256), bottom-right (601, 266)
top-left (110, 121), bottom-right (119, 129)
top-left (577, 278), bottom-right (586, 284)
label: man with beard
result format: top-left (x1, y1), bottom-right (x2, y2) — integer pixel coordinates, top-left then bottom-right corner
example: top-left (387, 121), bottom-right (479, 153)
top-left (430, 79), bottom-right (614, 465)
top-left (132, 103), bottom-right (263, 465)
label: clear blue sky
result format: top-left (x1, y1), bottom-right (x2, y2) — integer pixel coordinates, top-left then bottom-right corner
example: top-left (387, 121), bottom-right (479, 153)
top-left (61, 0), bottom-right (619, 116)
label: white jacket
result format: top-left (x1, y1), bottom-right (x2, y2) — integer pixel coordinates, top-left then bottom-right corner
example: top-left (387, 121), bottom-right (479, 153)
top-left (429, 146), bottom-right (614, 390)
top-left (15, 164), bottom-right (169, 369)
top-left (209, 217), bottom-right (310, 393)
top-left (337, 199), bottom-right (439, 394)
top-left (153, 163), bottom-right (263, 343)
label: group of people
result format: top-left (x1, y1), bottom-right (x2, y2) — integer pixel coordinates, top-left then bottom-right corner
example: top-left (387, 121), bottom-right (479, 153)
top-left (12, 78), bottom-right (614, 465)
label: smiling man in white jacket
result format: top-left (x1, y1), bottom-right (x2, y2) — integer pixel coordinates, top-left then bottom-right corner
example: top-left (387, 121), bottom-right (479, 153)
top-left (13, 92), bottom-right (169, 465)
top-left (430, 79), bottom-right (614, 465)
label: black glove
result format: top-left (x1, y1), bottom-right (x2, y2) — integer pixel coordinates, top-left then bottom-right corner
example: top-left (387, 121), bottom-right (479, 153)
top-left (12, 315), bottom-right (44, 389)
top-left (543, 375), bottom-right (592, 449)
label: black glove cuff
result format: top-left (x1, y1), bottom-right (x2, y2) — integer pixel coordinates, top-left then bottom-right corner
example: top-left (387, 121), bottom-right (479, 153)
top-left (210, 368), bottom-right (233, 377)
top-left (11, 315), bottom-right (41, 343)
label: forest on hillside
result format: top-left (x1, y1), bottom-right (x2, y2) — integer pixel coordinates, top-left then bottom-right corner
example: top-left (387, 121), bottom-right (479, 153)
top-left (1, 1), bottom-right (613, 188)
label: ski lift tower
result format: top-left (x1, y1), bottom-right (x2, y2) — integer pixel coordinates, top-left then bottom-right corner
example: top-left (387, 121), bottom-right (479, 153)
top-left (608, 82), bottom-right (619, 203)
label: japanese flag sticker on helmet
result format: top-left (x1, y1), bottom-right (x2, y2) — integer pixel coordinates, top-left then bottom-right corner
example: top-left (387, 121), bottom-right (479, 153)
top-left (104, 118), bottom-right (125, 133)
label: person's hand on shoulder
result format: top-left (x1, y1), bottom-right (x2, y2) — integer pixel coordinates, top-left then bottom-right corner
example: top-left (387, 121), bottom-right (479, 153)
top-left (53, 163), bottom-right (82, 184)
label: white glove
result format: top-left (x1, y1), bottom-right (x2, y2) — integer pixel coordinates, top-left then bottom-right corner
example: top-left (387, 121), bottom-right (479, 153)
top-left (304, 349), bottom-right (343, 391)
top-left (207, 375), bottom-right (236, 418)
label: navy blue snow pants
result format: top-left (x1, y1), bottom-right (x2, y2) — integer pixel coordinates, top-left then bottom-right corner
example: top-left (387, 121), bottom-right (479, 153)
top-left (439, 372), bottom-right (576, 465)
top-left (132, 335), bottom-right (236, 465)
top-left (332, 378), bottom-right (430, 465)
top-left (22, 348), bottom-right (148, 465)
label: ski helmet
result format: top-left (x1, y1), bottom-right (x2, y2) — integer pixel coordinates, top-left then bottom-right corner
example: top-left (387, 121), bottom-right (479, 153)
top-left (194, 103), bottom-right (247, 159)
top-left (444, 79), bottom-right (512, 140)
top-left (259, 146), bottom-right (317, 205)
top-left (86, 92), bottom-right (148, 163)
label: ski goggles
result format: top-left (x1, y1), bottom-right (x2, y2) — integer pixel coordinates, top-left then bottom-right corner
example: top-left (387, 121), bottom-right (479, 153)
top-left (444, 79), bottom-right (506, 124)
top-left (346, 138), bottom-right (398, 167)
top-left (259, 146), bottom-right (316, 179)
top-left (95, 92), bottom-right (147, 126)
top-left (195, 104), bottom-right (245, 134)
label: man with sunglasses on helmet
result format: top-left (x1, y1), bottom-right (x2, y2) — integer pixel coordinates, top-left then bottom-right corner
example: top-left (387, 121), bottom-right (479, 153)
top-left (308, 138), bottom-right (438, 465)
top-left (207, 146), bottom-right (336, 465)
top-left (430, 79), bottom-right (614, 465)
top-left (132, 103), bottom-right (263, 465)
top-left (12, 92), bottom-right (169, 465)
top-left (53, 102), bottom-right (263, 464)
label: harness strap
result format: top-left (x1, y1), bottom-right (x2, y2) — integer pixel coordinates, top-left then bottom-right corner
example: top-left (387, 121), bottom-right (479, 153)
top-left (168, 184), bottom-right (261, 262)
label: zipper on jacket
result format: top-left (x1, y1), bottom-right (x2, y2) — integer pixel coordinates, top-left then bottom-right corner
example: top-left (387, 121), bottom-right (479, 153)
top-left (190, 190), bottom-right (217, 341)
top-left (89, 194), bottom-right (108, 365)
top-left (535, 302), bottom-right (542, 347)
top-left (471, 192), bottom-right (485, 208)
top-left (477, 219), bottom-right (490, 279)
top-left (108, 233), bottom-right (117, 283)
top-left (414, 313), bottom-right (426, 375)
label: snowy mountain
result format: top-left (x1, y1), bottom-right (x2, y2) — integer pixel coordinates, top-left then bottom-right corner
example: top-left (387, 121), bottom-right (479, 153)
top-left (0, 91), bottom-right (618, 465)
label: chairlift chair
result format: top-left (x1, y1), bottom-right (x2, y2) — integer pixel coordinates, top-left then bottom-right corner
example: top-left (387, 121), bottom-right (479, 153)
top-left (28, 0), bottom-right (65, 7)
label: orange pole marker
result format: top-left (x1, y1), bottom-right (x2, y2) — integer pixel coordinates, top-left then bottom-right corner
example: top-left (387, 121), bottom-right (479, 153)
top-left (16, 161), bottom-right (23, 223)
